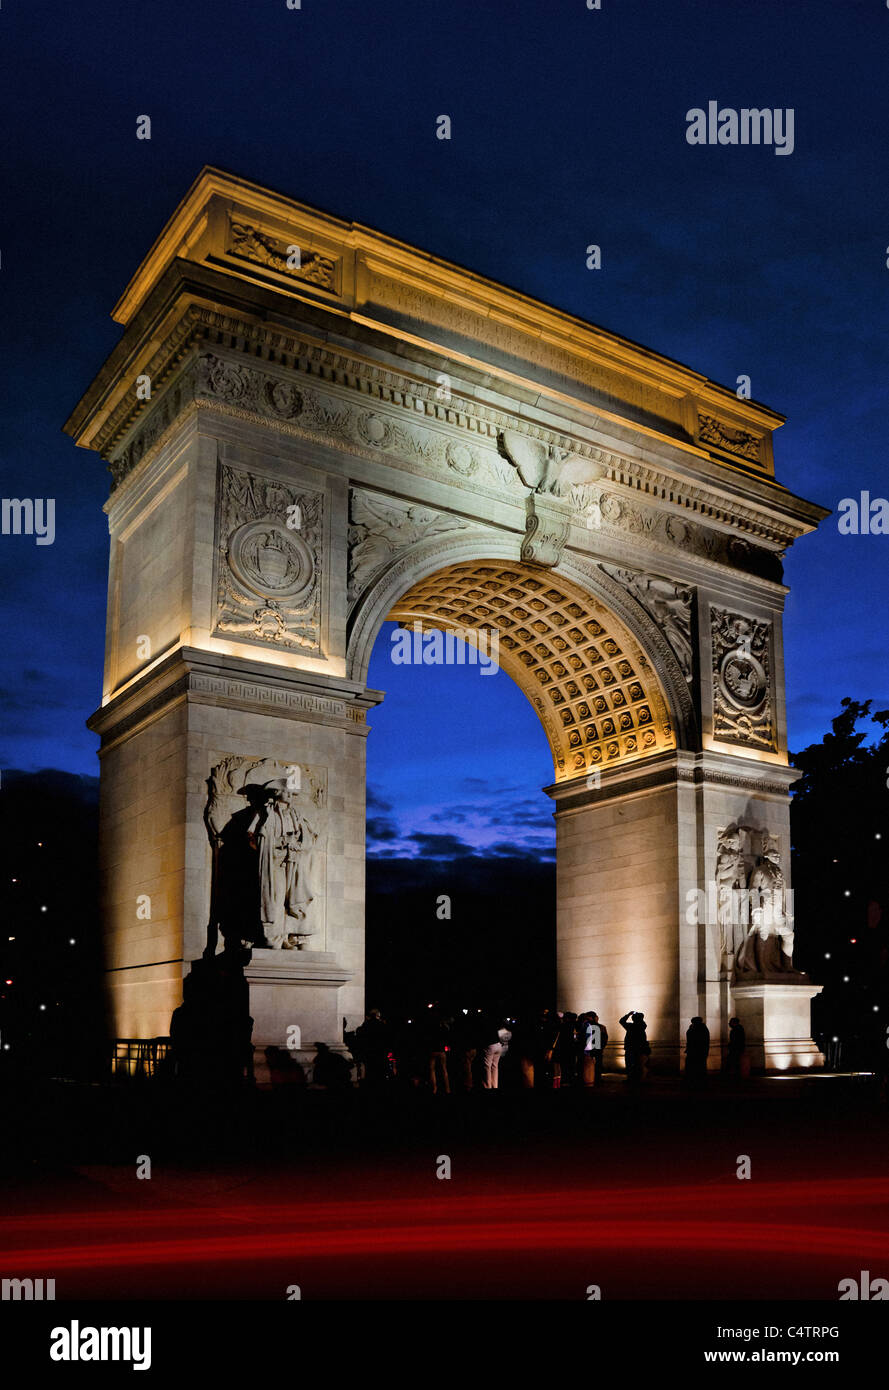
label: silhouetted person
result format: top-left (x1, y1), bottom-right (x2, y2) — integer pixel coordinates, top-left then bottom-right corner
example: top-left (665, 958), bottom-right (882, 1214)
top-left (354, 1009), bottom-right (390, 1087)
top-left (551, 1012), bottom-right (576, 1088)
top-left (424, 1011), bottom-right (451, 1095)
top-left (725, 1016), bottom-right (746, 1078)
top-left (619, 1010), bottom-right (650, 1084)
top-left (580, 1011), bottom-right (608, 1086)
top-left (312, 1041), bottom-right (353, 1089)
top-left (264, 1045), bottom-right (306, 1087)
top-left (511, 1014), bottom-right (537, 1089)
top-left (685, 1016), bottom-right (710, 1086)
top-left (453, 1010), bottom-right (483, 1090)
top-left (170, 971), bottom-right (200, 1082)
top-left (519, 1009), bottom-right (559, 1089)
top-left (482, 1014), bottom-right (506, 1089)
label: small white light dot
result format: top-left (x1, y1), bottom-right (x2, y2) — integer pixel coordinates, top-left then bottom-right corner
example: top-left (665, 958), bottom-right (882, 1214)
top-left (843, 976), bottom-right (850, 983)
top-left (844, 891), bottom-right (851, 898)
top-left (876, 834), bottom-right (882, 841)
top-left (2, 1045), bottom-right (9, 1052)
top-left (68, 938), bottom-right (75, 945)
top-left (40, 905), bottom-right (47, 913)
top-left (39, 1004), bottom-right (46, 1011)
top-left (824, 953), bottom-right (831, 959)
top-left (832, 1036), bottom-right (839, 1043)
top-left (873, 1006), bottom-right (880, 1012)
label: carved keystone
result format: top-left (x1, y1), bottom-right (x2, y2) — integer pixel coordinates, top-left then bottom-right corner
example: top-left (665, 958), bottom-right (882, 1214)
top-left (521, 493), bottom-right (572, 568)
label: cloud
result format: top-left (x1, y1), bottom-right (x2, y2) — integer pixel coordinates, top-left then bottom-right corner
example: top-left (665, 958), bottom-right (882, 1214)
top-left (406, 832), bottom-right (476, 860)
top-left (366, 784), bottom-right (394, 814)
top-left (489, 805), bottom-right (553, 830)
top-left (0, 684), bottom-right (69, 715)
top-left (367, 817), bottom-right (399, 846)
top-left (487, 840), bottom-right (556, 861)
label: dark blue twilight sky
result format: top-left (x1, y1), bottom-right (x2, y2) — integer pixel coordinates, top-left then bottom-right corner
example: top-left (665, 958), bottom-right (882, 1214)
top-left (1, 0), bottom-right (887, 861)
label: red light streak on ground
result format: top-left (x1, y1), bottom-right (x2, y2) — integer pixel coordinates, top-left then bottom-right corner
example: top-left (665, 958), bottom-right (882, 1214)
top-left (2, 1178), bottom-right (888, 1277)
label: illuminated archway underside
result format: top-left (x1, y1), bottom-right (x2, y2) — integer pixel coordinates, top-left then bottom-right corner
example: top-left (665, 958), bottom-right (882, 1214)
top-left (389, 561), bottom-right (676, 782)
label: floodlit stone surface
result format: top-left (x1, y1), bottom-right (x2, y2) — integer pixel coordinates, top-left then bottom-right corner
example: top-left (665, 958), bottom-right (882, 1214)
top-left (65, 168), bottom-right (828, 1069)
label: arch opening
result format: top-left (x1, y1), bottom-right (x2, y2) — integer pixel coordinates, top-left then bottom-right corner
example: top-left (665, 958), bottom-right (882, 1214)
top-left (360, 555), bottom-right (681, 1024)
top-left (387, 560), bottom-right (677, 782)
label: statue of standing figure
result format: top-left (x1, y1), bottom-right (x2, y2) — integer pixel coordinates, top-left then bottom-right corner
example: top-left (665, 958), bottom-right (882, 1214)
top-left (735, 833), bottom-right (795, 975)
top-left (248, 781), bottom-right (318, 949)
top-left (715, 826), bottom-right (748, 970)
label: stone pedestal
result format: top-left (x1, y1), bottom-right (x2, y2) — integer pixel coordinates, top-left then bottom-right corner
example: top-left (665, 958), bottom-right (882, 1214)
top-left (731, 979), bottom-right (823, 1072)
top-left (245, 949), bottom-right (352, 1060)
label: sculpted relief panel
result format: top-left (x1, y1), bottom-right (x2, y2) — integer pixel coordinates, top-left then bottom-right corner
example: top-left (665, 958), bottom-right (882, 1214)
top-left (215, 463), bottom-right (323, 653)
top-left (347, 489), bottom-right (472, 606)
top-left (204, 755), bottom-right (327, 954)
top-left (226, 218), bottom-right (338, 291)
top-left (715, 825), bottom-right (796, 979)
top-left (107, 342), bottom-right (785, 585)
top-left (600, 566), bottom-right (694, 683)
top-left (711, 607), bottom-right (775, 751)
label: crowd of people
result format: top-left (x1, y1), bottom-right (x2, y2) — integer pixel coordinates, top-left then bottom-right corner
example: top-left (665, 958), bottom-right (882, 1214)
top-left (166, 969), bottom-right (753, 1090)
top-left (338, 1007), bottom-right (751, 1092)
top-left (345, 1007), bottom-right (608, 1092)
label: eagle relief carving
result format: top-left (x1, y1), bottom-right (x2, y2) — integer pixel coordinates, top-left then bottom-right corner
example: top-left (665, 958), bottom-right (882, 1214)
top-left (497, 428), bottom-right (605, 496)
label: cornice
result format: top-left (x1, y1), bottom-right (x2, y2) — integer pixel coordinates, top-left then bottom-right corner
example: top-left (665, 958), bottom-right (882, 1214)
top-left (546, 749), bottom-right (799, 811)
top-left (88, 645), bottom-right (381, 752)
top-left (79, 306), bottom-right (823, 560)
top-left (106, 167), bottom-right (785, 445)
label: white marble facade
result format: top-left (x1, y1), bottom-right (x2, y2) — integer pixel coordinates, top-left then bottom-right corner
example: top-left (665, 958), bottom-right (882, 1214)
top-left (66, 168), bottom-right (828, 1068)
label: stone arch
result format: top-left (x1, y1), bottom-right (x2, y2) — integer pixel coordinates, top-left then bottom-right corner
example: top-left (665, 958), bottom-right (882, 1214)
top-left (347, 532), bottom-right (690, 781)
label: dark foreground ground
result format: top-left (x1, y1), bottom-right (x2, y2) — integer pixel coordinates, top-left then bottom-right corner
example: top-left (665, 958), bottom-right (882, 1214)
top-left (1, 1070), bottom-right (887, 1303)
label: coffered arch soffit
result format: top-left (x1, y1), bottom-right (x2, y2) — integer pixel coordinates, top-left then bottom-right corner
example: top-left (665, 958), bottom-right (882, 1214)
top-left (348, 533), bottom-right (692, 783)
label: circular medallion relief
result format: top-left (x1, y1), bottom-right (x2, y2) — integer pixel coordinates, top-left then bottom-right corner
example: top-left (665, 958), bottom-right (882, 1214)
top-left (263, 380), bottom-right (303, 419)
top-left (665, 514), bottom-right (689, 546)
top-left (446, 440), bottom-right (478, 476)
top-left (227, 521), bottom-right (314, 601)
top-left (357, 413), bottom-right (392, 447)
top-left (207, 360), bottom-right (251, 403)
top-left (600, 493), bottom-right (623, 523)
top-left (720, 649), bottom-right (767, 710)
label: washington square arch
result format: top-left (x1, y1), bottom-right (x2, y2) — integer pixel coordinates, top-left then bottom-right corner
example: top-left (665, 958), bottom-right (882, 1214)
top-left (65, 167), bottom-right (829, 1074)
